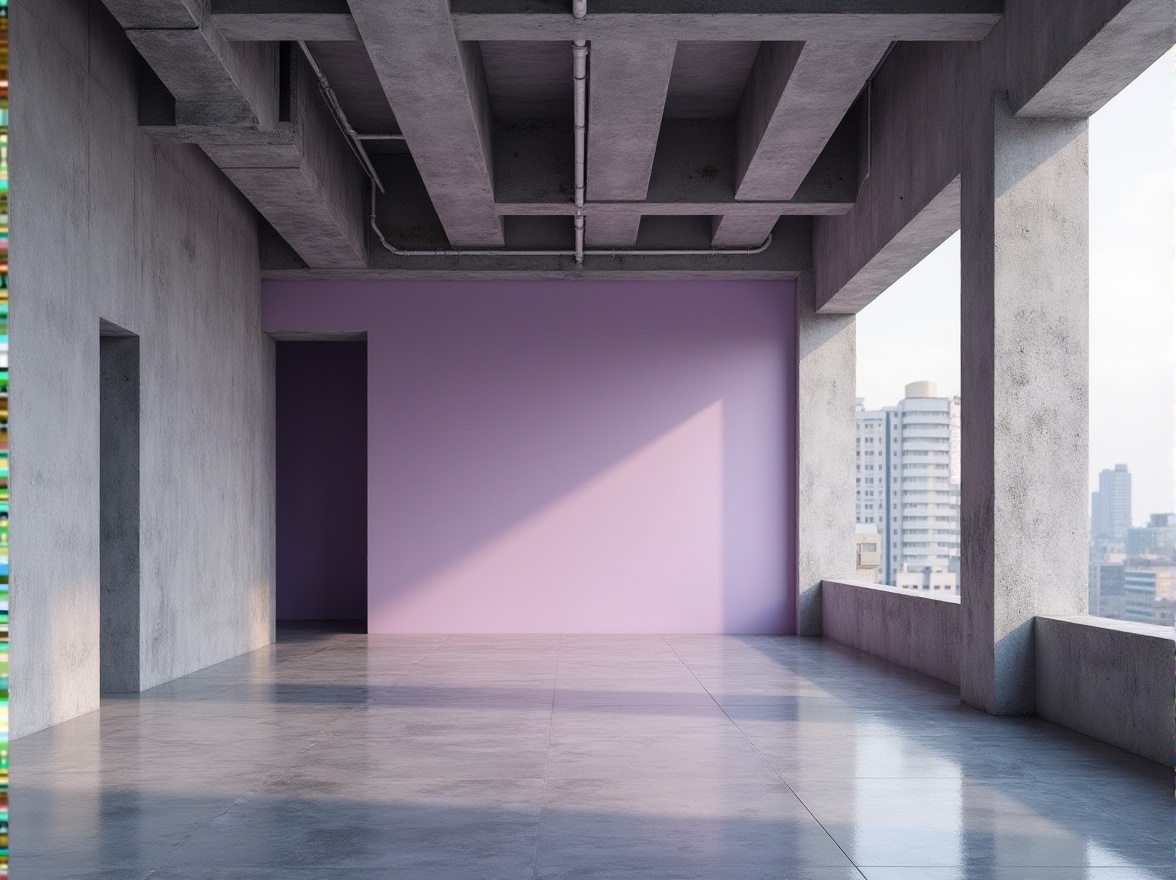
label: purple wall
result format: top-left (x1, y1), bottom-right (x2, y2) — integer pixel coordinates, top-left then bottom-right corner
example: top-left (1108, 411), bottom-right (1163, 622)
top-left (275, 341), bottom-right (367, 620)
top-left (264, 281), bottom-right (797, 634)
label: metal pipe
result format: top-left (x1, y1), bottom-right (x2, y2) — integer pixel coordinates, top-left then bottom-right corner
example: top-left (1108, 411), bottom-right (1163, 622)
top-left (356, 133), bottom-right (407, 141)
top-left (348, 0), bottom-right (774, 264)
top-left (369, 190), bottom-right (772, 258)
top-left (572, 40), bottom-right (588, 212)
top-left (297, 41), bottom-right (386, 194)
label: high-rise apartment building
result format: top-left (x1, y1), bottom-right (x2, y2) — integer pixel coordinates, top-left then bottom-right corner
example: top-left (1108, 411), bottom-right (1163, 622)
top-left (855, 381), bottom-right (961, 587)
top-left (1091, 464), bottom-right (1132, 548)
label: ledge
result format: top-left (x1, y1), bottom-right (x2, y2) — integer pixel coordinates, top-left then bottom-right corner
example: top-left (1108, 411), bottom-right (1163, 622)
top-left (1035, 615), bottom-right (1174, 766)
top-left (821, 579), bottom-right (960, 686)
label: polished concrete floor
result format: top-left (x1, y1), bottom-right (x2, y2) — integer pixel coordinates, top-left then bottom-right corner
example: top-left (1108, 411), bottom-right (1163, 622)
top-left (12, 626), bottom-right (1174, 879)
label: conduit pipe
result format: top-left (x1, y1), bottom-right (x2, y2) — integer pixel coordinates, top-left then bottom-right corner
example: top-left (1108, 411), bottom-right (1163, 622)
top-left (370, 189), bottom-right (772, 257)
top-left (572, 37), bottom-right (588, 263)
top-left (298, 41), bottom-right (387, 193)
top-left (301, 12), bottom-right (774, 261)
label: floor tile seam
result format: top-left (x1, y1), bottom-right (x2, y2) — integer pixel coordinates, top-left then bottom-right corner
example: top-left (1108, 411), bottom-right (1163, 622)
top-left (370, 633), bottom-right (459, 695)
top-left (532, 633), bottom-right (562, 879)
top-left (658, 634), bottom-right (864, 873)
top-left (130, 638), bottom-right (450, 853)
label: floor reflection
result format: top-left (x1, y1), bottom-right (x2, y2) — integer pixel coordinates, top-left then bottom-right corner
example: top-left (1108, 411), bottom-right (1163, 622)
top-left (10, 626), bottom-right (1172, 879)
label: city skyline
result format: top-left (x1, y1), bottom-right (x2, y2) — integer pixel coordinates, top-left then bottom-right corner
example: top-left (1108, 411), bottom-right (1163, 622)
top-left (857, 48), bottom-right (1175, 526)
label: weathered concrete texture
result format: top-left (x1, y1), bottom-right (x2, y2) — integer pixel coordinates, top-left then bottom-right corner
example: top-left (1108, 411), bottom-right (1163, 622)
top-left (735, 41), bottom-right (887, 202)
top-left (1008, 0), bottom-right (1176, 117)
top-left (212, 0), bottom-right (361, 41)
top-left (585, 213), bottom-right (642, 248)
top-left (959, 92), bottom-right (1090, 716)
top-left (812, 42), bottom-right (963, 312)
top-left (817, 176), bottom-right (959, 314)
top-left (822, 580), bottom-right (961, 686)
top-left (796, 274), bottom-right (856, 635)
top-left (711, 213), bottom-right (779, 248)
top-left (103, 0), bottom-right (279, 129)
top-left (452, 6), bottom-right (1002, 42)
top-left (10, 0), bottom-right (276, 738)
top-left (350, 0), bottom-right (504, 246)
top-left (1035, 616), bottom-right (1175, 767)
top-left (209, 52), bottom-right (367, 269)
top-left (586, 40), bottom-right (676, 202)
top-left (99, 333), bottom-right (141, 695)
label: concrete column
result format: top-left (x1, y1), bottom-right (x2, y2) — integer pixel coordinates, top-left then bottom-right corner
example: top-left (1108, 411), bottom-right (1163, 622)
top-left (960, 93), bottom-right (1089, 714)
top-left (797, 272), bottom-right (857, 635)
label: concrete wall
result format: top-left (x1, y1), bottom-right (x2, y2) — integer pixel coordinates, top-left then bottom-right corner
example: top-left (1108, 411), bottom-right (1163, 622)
top-left (275, 341), bottom-right (367, 621)
top-left (821, 580), bottom-right (961, 686)
top-left (264, 280), bottom-right (796, 634)
top-left (10, 0), bottom-right (276, 737)
top-left (1036, 616), bottom-right (1174, 766)
top-left (796, 276), bottom-right (857, 634)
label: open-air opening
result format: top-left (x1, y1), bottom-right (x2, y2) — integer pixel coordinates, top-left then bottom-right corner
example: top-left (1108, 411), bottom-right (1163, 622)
top-left (1086, 48), bottom-right (1176, 626)
top-left (854, 233), bottom-right (962, 594)
top-left (275, 337), bottom-right (368, 632)
top-left (99, 320), bottom-right (140, 694)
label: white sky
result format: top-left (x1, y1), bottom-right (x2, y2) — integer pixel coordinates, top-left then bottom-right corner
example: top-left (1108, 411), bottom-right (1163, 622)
top-left (856, 48), bottom-right (1176, 527)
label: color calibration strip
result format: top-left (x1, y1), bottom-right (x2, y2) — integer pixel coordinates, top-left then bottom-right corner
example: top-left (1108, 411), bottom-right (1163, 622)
top-left (0, 0), bottom-right (11, 874)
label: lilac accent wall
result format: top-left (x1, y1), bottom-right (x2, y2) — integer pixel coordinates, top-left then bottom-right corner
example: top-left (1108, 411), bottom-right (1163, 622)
top-left (263, 281), bottom-right (797, 634)
top-left (275, 341), bottom-right (367, 621)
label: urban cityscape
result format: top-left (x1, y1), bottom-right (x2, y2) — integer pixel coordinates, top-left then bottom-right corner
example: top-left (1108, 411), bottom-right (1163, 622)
top-left (855, 381), bottom-right (962, 594)
top-left (1088, 464), bottom-right (1176, 626)
top-left (854, 383), bottom-right (1175, 627)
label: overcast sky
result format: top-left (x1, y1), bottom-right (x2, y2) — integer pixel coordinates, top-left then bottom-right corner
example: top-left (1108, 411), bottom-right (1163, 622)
top-left (856, 48), bottom-right (1176, 526)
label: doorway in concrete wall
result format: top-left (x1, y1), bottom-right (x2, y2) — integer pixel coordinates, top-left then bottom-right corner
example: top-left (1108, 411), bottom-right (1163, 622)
top-left (99, 320), bottom-right (140, 693)
top-left (275, 338), bottom-right (368, 632)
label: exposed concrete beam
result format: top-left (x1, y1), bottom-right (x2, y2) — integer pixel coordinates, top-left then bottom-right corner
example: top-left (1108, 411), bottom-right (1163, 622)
top-left (812, 42), bottom-right (963, 313)
top-left (348, 0), bottom-right (504, 246)
top-left (1008, 0), bottom-right (1176, 117)
top-left (211, 0), bottom-right (360, 41)
top-left (216, 52), bottom-right (366, 268)
top-left (586, 40), bottom-right (677, 202)
top-left (818, 176), bottom-right (959, 313)
top-left (451, 0), bottom-right (1001, 42)
top-left (145, 51), bottom-right (367, 268)
top-left (735, 41), bottom-right (888, 201)
top-left (490, 116), bottom-right (856, 215)
top-left (493, 200), bottom-right (851, 217)
top-left (711, 214), bottom-right (779, 247)
top-left (585, 214), bottom-right (643, 247)
top-left (102, 0), bottom-right (279, 128)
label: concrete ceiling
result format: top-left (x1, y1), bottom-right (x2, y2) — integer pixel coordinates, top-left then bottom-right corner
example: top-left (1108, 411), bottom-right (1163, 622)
top-left (102, 0), bottom-right (1002, 279)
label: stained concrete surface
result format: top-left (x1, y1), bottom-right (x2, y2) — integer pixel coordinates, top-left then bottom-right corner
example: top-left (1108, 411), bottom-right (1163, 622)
top-left (10, 628), bottom-right (1172, 878)
top-left (10, 0), bottom-right (275, 737)
top-left (959, 93), bottom-right (1090, 716)
top-left (822, 579), bottom-right (961, 687)
top-left (797, 275), bottom-right (856, 636)
top-left (1036, 615), bottom-right (1176, 767)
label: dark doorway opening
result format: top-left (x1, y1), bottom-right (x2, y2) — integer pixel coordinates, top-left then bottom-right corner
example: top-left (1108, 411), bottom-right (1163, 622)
top-left (99, 320), bottom-right (140, 694)
top-left (275, 339), bottom-right (368, 630)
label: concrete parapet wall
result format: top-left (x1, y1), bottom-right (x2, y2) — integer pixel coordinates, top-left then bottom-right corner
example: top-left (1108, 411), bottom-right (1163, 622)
top-left (1035, 616), bottom-right (1175, 767)
top-left (821, 580), bottom-right (960, 686)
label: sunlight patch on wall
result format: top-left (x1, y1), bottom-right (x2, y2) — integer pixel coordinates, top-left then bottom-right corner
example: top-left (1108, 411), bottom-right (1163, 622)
top-left (370, 402), bottom-right (725, 633)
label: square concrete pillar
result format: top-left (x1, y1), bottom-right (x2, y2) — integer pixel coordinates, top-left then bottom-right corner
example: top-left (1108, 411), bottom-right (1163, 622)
top-left (797, 272), bottom-right (857, 635)
top-left (960, 94), bottom-right (1089, 714)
